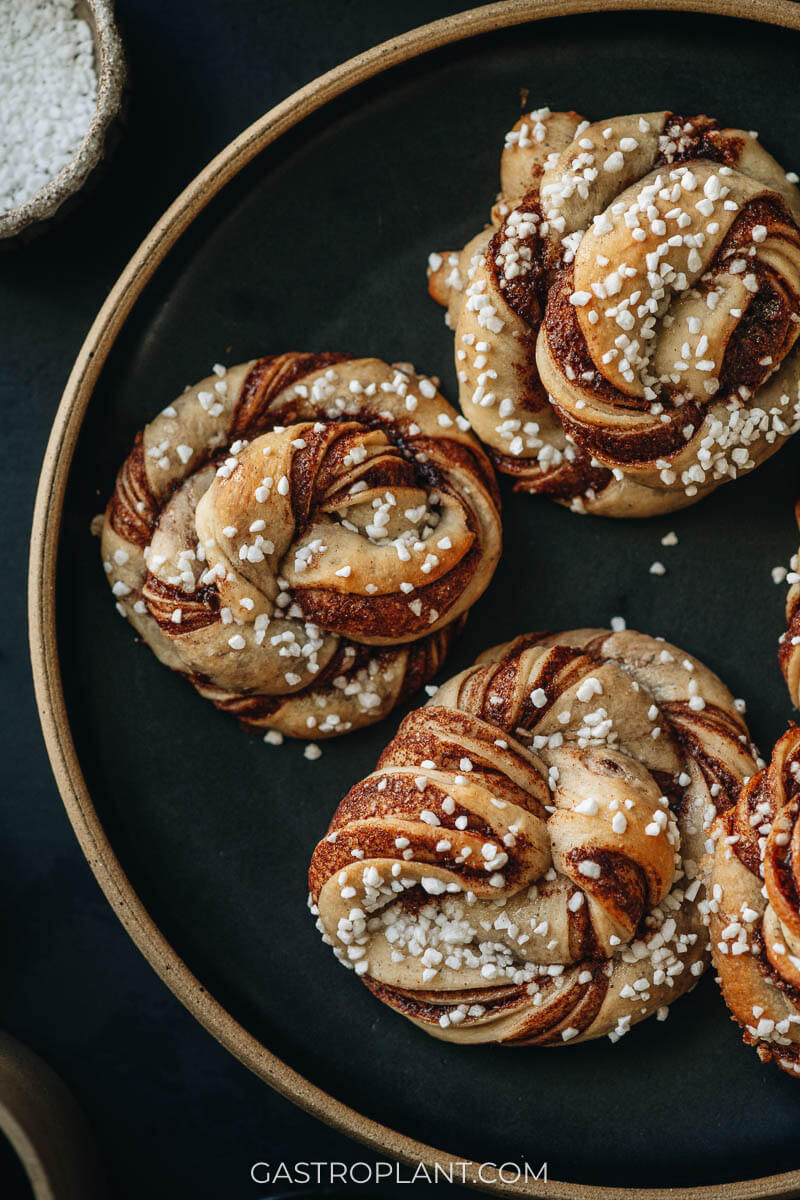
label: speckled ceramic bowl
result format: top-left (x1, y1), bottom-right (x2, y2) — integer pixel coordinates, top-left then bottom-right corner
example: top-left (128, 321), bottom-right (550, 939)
top-left (0, 1031), bottom-right (104, 1198)
top-left (0, 0), bottom-right (126, 241)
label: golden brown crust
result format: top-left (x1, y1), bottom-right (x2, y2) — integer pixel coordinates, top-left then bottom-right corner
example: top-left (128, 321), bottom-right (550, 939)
top-left (779, 499), bottom-right (800, 708)
top-left (100, 356), bottom-right (501, 738)
top-left (430, 108), bottom-right (800, 517)
top-left (310, 627), bottom-right (758, 1046)
top-left (708, 726), bottom-right (800, 1077)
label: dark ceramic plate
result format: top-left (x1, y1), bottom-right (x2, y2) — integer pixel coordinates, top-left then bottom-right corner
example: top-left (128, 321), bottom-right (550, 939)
top-left (44, 4), bottom-right (800, 1196)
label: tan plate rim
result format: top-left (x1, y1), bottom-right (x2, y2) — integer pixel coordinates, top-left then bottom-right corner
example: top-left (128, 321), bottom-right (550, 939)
top-left (27, 2), bottom-right (800, 1196)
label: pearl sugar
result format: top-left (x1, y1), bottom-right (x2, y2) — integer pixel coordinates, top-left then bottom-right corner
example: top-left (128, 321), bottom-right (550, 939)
top-left (0, 0), bottom-right (98, 213)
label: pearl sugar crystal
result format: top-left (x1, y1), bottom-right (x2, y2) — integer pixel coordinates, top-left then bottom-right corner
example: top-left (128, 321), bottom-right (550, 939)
top-left (0, 0), bottom-right (98, 213)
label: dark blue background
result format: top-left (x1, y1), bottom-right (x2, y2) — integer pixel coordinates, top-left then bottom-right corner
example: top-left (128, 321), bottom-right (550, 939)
top-left (2, 2), bottom-right (477, 1196)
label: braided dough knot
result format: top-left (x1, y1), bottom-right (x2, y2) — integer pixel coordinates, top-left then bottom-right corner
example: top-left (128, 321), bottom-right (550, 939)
top-left (430, 109), bottom-right (800, 515)
top-left (101, 355), bottom-right (501, 736)
top-left (310, 628), bottom-right (757, 1045)
top-left (709, 726), bottom-right (800, 1075)
top-left (764, 799), bottom-right (800, 989)
top-left (779, 504), bottom-right (800, 706)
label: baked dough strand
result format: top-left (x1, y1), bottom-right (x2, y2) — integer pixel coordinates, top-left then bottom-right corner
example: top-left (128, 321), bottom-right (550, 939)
top-left (101, 354), bottom-right (502, 737)
top-left (708, 726), bottom-right (800, 1077)
top-left (310, 628), bottom-right (757, 1044)
top-left (429, 109), bottom-right (800, 516)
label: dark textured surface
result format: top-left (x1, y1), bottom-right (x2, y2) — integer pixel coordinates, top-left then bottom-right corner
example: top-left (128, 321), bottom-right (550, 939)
top-left (4, 4), bottom-right (484, 1198)
top-left (7, 2), bottom-right (800, 1198)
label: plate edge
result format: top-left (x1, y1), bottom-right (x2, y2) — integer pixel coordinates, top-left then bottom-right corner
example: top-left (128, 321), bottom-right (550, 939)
top-left (27, 1), bottom-right (800, 1196)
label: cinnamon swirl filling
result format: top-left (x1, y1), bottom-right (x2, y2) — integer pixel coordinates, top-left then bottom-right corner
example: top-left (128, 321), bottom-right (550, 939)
top-left (310, 628), bottom-right (757, 1046)
top-left (429, 108), bottom-right (800, 515)
top-left (101, 355), bottom-right (501, 738)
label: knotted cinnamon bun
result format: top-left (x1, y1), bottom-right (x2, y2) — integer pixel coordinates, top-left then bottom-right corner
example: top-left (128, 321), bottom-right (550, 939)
top-left (707, 726), bottom-right (800, 1077)
top-left (780, 509), bottom-right (800, 706)
top-left (429, 109), bottom-right (800, 516)
top-left (309, 628), bottom-right (757, 1044)
top-left (101, 354), bottom-right (501, 737)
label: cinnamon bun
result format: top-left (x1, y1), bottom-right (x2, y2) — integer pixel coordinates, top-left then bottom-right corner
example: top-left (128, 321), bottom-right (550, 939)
top-left (101, 354), bottom-right (501, 737)
top-left (707, 726), bottom-right (800, 1077)
top-left (429, 109), bottom-right (800, 516)
top-left (779, 507), bottom-right (800, 707)
top-left (309, 628), bottom-right (757, 1043)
